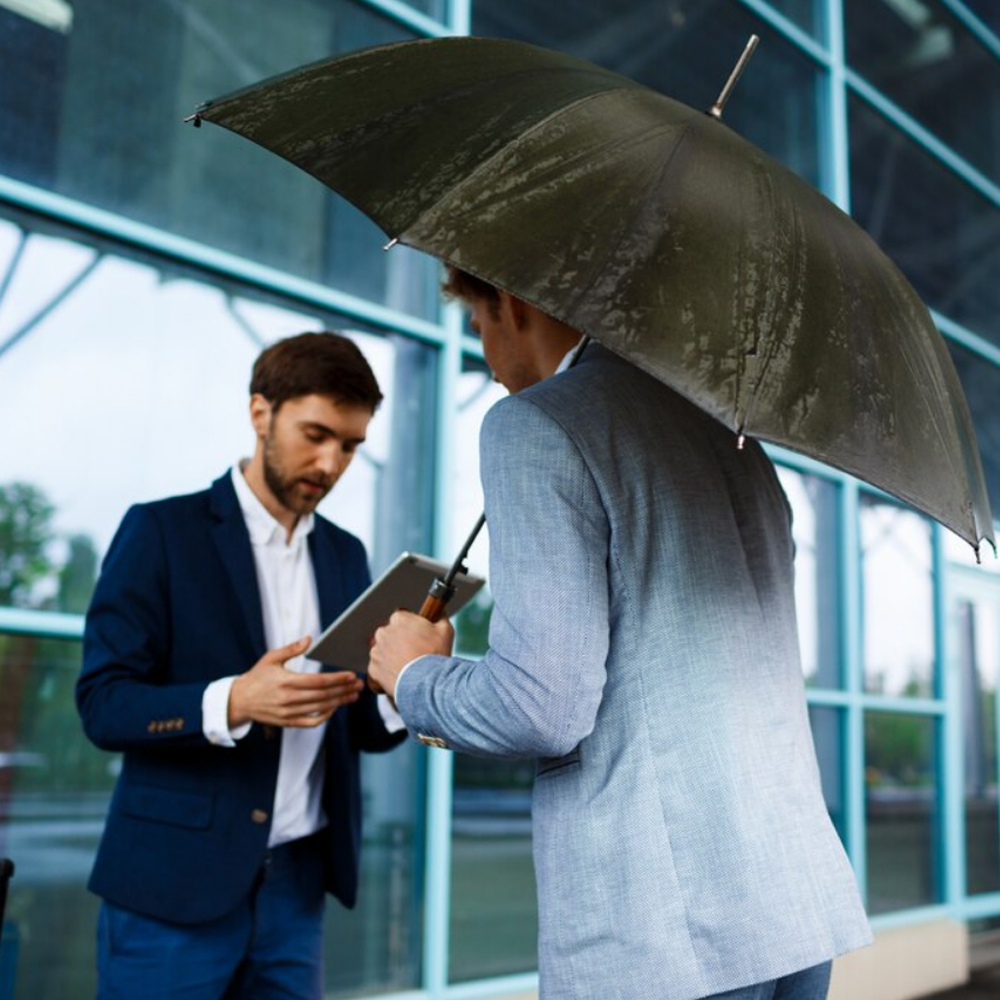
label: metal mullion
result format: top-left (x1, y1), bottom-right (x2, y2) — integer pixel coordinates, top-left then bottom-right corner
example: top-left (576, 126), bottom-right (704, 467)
top-left (844, 67), bottom-right (1000, 213)
top-left (443, 972), bottom-right (540, 1000)
top-left (354, 0), bottom-right (453, 37)
top-left (0, 177), bottom-right (448, 347)
top-left (937, 523), bottom-right (965, 909)
top-left (859, 695), bottom-right (946, 717)
top-left (0, 608), bottom-right (84, 639)
top-left (731, 0), bottom-right (831, 66)
top-left (841, 479), bottom-right (867, 895)
top-left (937, 0), bottom-right (1000, 63)
top-left (420, 298), bottom-right (464, 998)
top-left (934, 310), bottom-right (1000, 369)
top-left (446, 0), bottom-right (471, 36)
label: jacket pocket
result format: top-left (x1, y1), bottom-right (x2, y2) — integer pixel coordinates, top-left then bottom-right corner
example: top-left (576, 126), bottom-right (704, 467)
top-left (536, 749), bottom-right (581, 777)
top-left (120, 785), bottom-right (214, 830)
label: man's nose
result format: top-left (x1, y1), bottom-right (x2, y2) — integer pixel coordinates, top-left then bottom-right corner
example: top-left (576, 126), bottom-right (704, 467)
top-left (317, 443), bottom-right (350, 478)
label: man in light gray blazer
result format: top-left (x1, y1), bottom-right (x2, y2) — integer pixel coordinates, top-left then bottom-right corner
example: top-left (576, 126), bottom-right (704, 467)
top-left (369, 270), bottom-right (872, 1000)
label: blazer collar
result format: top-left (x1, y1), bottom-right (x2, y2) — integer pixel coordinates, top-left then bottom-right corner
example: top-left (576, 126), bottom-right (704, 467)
top-left (209, 471), bottom-right (267, 657)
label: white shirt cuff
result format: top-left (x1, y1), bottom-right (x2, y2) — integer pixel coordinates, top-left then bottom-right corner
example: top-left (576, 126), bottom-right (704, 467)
top-left (377, 693), bottom-right (407, 733)
top-left (202, 676), bottom-right (252, 746)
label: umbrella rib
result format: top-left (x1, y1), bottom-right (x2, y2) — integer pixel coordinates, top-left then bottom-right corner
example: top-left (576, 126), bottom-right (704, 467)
top-left (395, 86), bottom-right (634, 246)
top-left (561, 118), bottom-right (695, 324)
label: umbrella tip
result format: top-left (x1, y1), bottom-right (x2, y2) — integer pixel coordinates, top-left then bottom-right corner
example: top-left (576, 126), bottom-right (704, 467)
top-left (708, 34), bottom-right (760, 121)
top-left (183, 112), bottom-right (203, 128)
top-left (383, 237), bottom-right (399, 252)
top-left (737, 432), bottom-right (746, 450)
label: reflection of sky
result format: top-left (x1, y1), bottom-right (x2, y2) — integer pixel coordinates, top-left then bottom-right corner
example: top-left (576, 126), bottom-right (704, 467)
top-left (0, 219), bottom-right (396, 561)
top-left (861, 502), bottom-right (934, 696)
top-left (452, 363), bottom-right (506, 580)
top-left (776, 467), bottom-right (820, 678)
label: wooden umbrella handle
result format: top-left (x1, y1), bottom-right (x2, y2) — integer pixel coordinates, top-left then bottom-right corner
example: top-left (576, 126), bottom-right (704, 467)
top-left (367, 578), bottom-right (457, 695)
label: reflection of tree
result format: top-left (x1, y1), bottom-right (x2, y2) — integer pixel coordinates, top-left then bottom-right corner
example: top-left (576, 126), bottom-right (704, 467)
top-left (453, 591), bottom-right (493, 658)
top-left (0, 482), bottom-right (56, 607)
top-left (0, 483), bottom-right (103, 827)
top-left (866, 711), bottom-right (932, 789)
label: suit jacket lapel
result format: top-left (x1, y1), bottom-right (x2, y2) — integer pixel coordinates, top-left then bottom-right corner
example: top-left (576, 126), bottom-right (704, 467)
top-left (209, 473), bottom-right (267, 658)
top-left (309, 524), bottom-right (346, 636)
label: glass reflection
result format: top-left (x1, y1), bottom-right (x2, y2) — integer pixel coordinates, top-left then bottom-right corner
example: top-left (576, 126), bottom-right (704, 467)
top-left (865, 711), bottom-right (941, 914)
top-left (472, 0), bottom-right (822, 184)
top-left (860, 496), bottom-right (935, 698)
top-left (0, 212), bottom-right (431, 996)
top-left (849, 95), bottom-right (1000, 348)
top-left (846, 0), bottom-right (1000, 179)
top-left (956, 596), bottom-right (1000, 896)
top-left (0, 0), bottom-right (438, 319)
top-left (809, 706), bottom-right (846, 841)
top-left (946, 340), bottom-right (1000, 536)
top-left (0, 636), bottom-right (108, 1000)
top-left (449, 354), bottom-right (537, 983)
top-left (776, 467), bottom-right (841, 688)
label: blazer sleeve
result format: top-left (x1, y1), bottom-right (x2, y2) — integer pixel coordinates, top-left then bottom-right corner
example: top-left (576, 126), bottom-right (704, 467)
top-left (396, 393), bottom-right (611, 758)
top-left (76, 505), bottom-right (209, 751)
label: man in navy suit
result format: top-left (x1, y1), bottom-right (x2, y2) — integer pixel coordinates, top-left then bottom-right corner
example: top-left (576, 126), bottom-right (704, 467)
top-left (77, 332), bottom-right (406, 1000)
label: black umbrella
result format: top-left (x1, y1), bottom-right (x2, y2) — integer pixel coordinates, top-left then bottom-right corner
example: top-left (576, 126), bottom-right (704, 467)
top-left (190, 35), bottom-right (994, 556)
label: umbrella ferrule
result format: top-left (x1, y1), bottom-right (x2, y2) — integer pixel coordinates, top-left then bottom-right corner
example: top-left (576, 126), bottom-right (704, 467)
top-left (708, 35), bottom-right (760, 121)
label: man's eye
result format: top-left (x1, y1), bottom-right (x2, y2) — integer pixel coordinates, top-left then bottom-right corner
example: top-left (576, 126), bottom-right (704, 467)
top-left (306, 431), bottom-right (325, 444)
top-left (343, 442), bottom-right (357, 455)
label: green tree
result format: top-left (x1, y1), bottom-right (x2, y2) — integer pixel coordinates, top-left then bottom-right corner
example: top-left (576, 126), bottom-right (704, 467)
top-left (0, 481), bottom-right (57, 608)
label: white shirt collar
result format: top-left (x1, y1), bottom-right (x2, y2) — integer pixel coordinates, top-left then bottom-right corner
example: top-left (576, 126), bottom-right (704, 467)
top-left (231, 463), bottom-right (315, 549)
top-left (554, 335), bottom-right (589, 376)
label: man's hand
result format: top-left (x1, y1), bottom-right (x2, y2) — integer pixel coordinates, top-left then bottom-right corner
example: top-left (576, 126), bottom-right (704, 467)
top-left (368, 611), bottom-right (454, 699)
top-left (228, 636), bottom-right (364, 729)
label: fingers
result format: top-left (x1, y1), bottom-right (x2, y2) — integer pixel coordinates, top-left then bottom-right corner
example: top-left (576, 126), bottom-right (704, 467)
top-left (262, 636), bottom-right (312, 666)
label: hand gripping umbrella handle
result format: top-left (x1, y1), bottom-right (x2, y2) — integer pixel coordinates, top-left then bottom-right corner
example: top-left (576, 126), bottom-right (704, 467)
top-left (368, 514), bottom-right (487, 696)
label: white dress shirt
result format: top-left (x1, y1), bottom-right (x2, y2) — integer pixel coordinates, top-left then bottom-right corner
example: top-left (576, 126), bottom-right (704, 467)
top-left (201, 464), bottom-right (402, 847)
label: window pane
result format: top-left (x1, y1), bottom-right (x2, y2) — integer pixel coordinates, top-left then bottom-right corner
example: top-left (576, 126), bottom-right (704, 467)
top-left (846, 0), bottom-right (1000, 179)
top-left (809, 706), bottom-right (847, 842)
top-left (960, 1), bottom-right (1000, 38)
top-left (956, 597), bottom-right (1000, 896)
top-left (0, 213), bottom-right (437, 613)
top-left (860, 496), bottom-right (935, 698)
top-left (776, 467), bottom-right (841, 688)
top-left (448, 355), bottom-right (537, 982)
top-left (766, 0), bottom-right (824, 40)
top-left (0, 0), bottom-right (439, 320)
top-left (0, 210), bottom-right (435, 994)
top-left (472, 0), bottom-right (823, 184)
top-left (849, 95), bottom-right (1000, 348)
top-left (865, 711), bottom-right (941, 914)
top-left (946, 341), bottom-right (1000, 537)
top-left (0, 635), bottom-right (109, 1000)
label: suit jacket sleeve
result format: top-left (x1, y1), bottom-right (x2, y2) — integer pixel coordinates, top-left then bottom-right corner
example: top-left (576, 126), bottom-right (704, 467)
top-left (396, 393), bottom-right (610, 758)
top-left (76, 505), bottom-right (209, 751)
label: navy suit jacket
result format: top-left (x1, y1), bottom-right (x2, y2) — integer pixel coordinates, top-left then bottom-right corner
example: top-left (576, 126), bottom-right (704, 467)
top-left (77, 472), bottom-right (405, 925)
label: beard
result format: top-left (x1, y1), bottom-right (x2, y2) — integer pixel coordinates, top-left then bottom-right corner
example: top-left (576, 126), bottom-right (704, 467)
top-left (262, 430), bottom-right (332, 515)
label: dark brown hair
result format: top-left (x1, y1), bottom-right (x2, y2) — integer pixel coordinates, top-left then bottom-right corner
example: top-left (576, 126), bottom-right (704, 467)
top-left (442, 266), bottom-right (501, 316)
top-left (250, 332), bottom-right (382, 413)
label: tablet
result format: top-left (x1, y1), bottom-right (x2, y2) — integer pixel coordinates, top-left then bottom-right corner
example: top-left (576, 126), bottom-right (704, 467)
top-left (307, 551), bottom-right (485, 672)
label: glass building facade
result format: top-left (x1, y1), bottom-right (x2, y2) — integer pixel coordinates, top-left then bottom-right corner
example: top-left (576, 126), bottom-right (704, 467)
top-left (0, 1), bottom-right (999, 998)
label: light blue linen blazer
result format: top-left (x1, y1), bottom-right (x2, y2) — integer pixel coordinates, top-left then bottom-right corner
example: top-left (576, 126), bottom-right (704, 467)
top-left (397, 344), bottom-right (871, 1000)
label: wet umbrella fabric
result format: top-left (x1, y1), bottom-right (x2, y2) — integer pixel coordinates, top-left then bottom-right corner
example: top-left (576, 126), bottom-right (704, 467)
top-left (195, 36), bottom-right (994, 553)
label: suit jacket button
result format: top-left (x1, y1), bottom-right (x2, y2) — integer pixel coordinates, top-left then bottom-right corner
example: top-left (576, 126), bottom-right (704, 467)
top-left (263, 726), bottom-right (277, 741)
top-left (251, 809), bottom-right (269, 824)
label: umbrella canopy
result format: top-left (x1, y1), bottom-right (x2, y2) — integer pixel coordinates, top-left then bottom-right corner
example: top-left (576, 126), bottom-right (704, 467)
top-left (193, 36), bottom-right (994, 554)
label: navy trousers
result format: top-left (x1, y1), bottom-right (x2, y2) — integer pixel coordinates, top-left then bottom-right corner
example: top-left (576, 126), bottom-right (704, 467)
top-left (96, 833), bottom-right (326, 1000)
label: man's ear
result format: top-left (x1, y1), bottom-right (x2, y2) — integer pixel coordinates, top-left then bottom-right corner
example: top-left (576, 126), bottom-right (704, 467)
top-left (505, 292), bottom-right (530, 331)
top-left (249, 393), bottom-right (272, 437)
